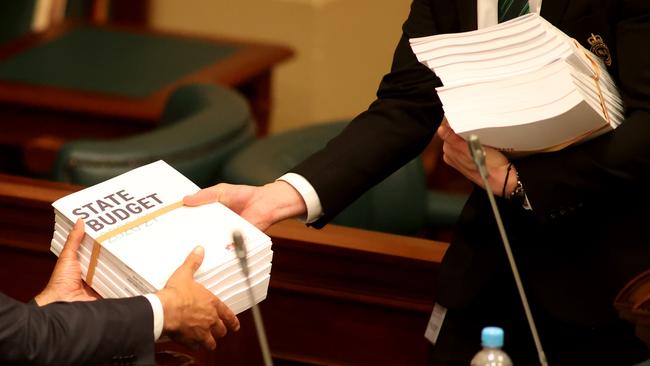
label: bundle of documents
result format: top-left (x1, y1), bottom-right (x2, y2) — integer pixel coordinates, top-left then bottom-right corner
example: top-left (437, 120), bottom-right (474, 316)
top-left (50, 160), bottom-right (272, 314)
top-left (410, 13), bottom-right (623, 152)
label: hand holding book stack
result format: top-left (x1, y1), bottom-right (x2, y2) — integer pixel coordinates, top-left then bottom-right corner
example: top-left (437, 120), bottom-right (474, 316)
top-left (410, 13), bottom-right (623, 153)
top-left (50, 161), bottom-right (273, 316)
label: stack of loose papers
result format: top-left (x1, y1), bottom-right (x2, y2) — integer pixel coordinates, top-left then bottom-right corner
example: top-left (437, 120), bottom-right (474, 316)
top-left (410, 13), bottom-right (623, 152)
top-left (50, 160), bottom-right (272, 314)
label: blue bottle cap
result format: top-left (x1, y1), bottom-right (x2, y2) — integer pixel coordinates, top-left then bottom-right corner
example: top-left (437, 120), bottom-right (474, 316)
top-left (481, 326), bottom-right (504, 348)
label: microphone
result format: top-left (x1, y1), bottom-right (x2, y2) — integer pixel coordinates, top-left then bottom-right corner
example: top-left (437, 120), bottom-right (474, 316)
top-left (232, 231), bottom-right (274, 366)
top-left (467, 135), bottom-right (549, 366)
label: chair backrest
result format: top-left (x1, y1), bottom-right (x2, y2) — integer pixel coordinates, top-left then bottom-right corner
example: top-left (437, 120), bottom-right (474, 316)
top-left (219, 121), bottom-right (432, 235)
top-left (53, 84), bottom-right (256, 187)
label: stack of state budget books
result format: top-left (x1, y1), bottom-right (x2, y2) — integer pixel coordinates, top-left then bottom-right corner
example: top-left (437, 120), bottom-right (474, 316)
top-left (50, 160), bottom-right (272, 314)
top-left (410, 13), bottom-right (623, 153)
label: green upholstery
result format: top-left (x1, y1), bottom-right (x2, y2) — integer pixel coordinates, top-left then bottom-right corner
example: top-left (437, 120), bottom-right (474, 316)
top-left (220, 121), bottom-right (467, 235)
top-left (0, 26), bottom-right (237, 97)
top-left (53, 84), bottom-right (255, 187)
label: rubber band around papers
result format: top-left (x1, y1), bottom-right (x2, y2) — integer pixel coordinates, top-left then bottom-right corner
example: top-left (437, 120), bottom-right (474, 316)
top-left (85, 201), bottom-right (184, 286)
top-left (574, 39), bottom-right (611, 126)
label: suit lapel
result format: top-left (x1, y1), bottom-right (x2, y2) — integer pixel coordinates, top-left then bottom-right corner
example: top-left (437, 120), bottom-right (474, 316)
top-left (457, 0), bottom-right (478, 31)
top-left (540, 0), bottom-right (570, 26)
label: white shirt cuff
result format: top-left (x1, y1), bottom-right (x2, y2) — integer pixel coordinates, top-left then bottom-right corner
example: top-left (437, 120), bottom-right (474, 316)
top-left (144, 293), bottom-right (164, 341)
top-left (277, 173), bottom-right (324, 223)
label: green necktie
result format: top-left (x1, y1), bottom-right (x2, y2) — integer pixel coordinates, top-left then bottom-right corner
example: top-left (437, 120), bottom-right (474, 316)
top-left (498, 0), bottom-right (530, 23)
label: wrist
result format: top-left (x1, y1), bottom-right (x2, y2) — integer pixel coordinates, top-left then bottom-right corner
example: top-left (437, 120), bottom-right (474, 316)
top-left (34, 291), bottom-right (54, 306)
top-left (156, 288), bottom-right (180, 333)
top-left (144, 293), bottom-right (165, 340)
top-left (494, 163), bottom-right (518, 198)
top-left (276, 173), bottom-right (322, 223)
top-left (263, 181), bottom-right (308, 223)
top-left (506, 167), bottom-right (526, 205)
top-left (504, 165), bottom-right (519, 197)
top-left (34, 284), bottom-right (64, 306)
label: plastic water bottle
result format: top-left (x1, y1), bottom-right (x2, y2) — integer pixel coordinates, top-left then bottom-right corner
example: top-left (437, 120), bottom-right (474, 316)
top-left (470, 327), bottom-right (513, 366)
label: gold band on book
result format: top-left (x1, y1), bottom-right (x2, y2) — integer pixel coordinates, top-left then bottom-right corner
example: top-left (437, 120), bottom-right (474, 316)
top-left (545, 42), bottom-right (612, 151)
top-left (574, 38), bottom-right (611, 127)
top-left (85, 201), bottom-right (184, 286)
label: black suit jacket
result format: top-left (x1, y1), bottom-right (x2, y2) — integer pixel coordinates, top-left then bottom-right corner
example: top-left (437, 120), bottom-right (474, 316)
top-left (0, 293), bottom-right (155, 365)
top-left (292, 0), bottom-right (649, 354)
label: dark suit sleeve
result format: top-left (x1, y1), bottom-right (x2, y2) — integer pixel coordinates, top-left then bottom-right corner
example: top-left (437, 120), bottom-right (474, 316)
top-left (291, 0), bottom-right (446, 226)
top-left (514, 1), bottom-right (650, 219)
top-left (0, 293), bottom-right (155, 366)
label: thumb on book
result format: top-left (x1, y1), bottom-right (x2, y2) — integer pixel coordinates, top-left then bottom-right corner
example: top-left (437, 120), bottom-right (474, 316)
top-left (183, 186), bottom-right (223, 207)
top-left (182, 245), bottom-right (205, 275)
top-left (61, 219), bottom-right (86, 257)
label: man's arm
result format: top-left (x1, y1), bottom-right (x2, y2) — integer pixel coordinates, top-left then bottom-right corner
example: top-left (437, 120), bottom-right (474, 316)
top-left (183, 0), bottom-right (447, 230)
top-left (0, 220), bottom-right (239, 366)
top-left (290, 0), bottom-right (445, 226)
top-left (0, 293), bottom-right (155, 366)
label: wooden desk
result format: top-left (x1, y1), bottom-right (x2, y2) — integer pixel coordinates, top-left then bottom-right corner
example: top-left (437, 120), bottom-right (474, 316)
top-left (0, 23), bottom-right (292, 175)
top-left (0, 174), bottom-right (448, 365)
top-left (615, 269), bottom-right (650, 348)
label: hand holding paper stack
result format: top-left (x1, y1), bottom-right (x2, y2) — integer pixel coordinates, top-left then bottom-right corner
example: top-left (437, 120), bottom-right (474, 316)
top-left (410, 13), bottom-right (623, 153)
top-left (50, 160), bottom-right (272, 314)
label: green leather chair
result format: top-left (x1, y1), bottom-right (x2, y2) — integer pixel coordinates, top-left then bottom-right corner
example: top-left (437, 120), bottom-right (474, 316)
top-left (219, 121), bottom-right (468, 236)
top-left (53, 84), bottom-right (256, 187)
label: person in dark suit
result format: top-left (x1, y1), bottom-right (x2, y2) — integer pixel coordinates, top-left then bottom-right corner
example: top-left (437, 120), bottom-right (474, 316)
top-left (0, 220), bottom-right (240, 366)
top-left (184, 0), bottom-right (650, 364)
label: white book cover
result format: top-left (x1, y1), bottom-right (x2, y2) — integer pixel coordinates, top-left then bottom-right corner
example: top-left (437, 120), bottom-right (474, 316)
top-left (52, 160), bottom-right (272, 291)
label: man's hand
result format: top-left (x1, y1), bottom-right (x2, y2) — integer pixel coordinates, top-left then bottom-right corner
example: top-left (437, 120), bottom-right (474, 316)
top-left (183, 181), bottom-right (306, 231)
top-left (437, 119), bottom-right (517, 197)
top-left (35, 220), bottom-right (100, 306)
top-left (156, 246), bottom-right (240, 350)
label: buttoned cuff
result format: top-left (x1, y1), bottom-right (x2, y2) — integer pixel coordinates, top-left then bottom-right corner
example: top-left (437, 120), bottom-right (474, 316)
top-left (144, 293), bottom-right (164, 341)
top-left (277, 173), bottom-right (324, 223)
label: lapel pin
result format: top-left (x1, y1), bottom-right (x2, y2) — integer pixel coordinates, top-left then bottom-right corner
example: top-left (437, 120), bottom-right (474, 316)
top-left (588, 33), bottom-right (612, 66)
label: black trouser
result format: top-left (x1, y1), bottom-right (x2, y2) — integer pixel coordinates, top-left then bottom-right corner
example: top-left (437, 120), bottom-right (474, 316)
top-left (427, 279), bottom-right (649, 366)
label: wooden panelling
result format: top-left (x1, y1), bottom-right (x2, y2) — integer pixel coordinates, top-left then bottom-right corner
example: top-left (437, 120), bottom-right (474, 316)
top-left (0, 174), bottom-right (448, 365)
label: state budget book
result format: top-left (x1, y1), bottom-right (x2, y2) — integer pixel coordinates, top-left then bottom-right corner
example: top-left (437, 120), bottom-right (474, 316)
top-left (410, 13), bottom-right (623, 153)
top-left (50, 160), bottom-right (272, 314)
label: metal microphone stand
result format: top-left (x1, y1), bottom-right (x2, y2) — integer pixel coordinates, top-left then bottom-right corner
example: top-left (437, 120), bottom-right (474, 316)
top-left (233, 231), bottom-right (274, 366)
top-left (467, 135), bottom-right (548, 366)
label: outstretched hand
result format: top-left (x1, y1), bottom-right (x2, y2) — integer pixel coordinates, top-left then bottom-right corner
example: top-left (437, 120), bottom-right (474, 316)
top-left (156, 246), bottom-right (240, 350)
top-left (437, 119), bottom-right (516, 197)
top-left (35, 219), bottom-right (100, 306)
top-left (184, 181), bottom-right (307, 231)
